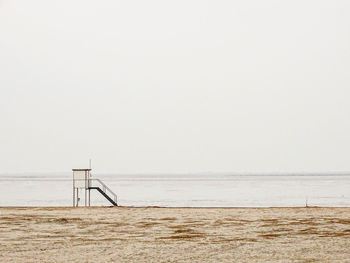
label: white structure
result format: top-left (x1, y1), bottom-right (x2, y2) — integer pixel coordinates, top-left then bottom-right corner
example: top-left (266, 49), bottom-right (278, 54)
top-left (72, 169), bottom-right (91, 207)
top-left (72, 168), bottom-right (118, 207)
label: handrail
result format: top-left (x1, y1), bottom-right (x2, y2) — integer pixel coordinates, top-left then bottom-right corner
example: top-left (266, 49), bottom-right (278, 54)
top-left (89, 178), bottom-right (118, 204)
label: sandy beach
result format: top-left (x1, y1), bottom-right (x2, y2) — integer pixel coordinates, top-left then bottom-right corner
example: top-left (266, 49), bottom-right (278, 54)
top-left (1, 207), bottom-right (350, 262)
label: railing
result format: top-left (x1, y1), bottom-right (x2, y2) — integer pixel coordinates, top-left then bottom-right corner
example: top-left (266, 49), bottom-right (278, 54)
top-left (89, 178), bottom-right (118, 204)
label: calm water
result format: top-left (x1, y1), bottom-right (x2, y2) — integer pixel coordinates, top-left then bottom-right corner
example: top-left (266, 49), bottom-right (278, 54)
top-left (0, 174), bottom-right (349, 207)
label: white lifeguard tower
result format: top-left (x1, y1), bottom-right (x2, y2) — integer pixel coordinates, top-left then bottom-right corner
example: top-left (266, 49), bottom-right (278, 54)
top-left (72, 168), bottom-right (118, 207)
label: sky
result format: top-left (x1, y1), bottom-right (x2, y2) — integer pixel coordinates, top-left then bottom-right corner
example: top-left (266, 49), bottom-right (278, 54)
top-left (0, 0), bottom-right (350, 174)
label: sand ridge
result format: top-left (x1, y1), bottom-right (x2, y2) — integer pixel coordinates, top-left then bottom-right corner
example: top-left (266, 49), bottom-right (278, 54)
top-left (1, 207), bottom-right (350, 262)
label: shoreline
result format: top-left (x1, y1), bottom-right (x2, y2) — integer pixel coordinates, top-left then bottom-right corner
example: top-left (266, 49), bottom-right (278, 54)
top-left (0, 205), bottom-right (348, 208)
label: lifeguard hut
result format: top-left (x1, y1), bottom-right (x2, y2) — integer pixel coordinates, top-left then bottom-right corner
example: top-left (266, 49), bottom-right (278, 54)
top-left (72, 168), bottom-right (118, 207)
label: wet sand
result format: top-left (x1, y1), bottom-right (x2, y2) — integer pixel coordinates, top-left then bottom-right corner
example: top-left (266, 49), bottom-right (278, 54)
top-left (1, 207), bottom-right (350, 262)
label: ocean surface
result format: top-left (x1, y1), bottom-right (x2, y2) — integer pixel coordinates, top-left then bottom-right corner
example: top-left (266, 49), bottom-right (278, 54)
top-left (0, 174), bottom-right (350, 207)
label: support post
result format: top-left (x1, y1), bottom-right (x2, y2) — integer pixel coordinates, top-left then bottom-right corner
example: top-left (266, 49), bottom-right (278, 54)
top-left (89, 189), bottom-right (91, 207)
top-left (73, 187), bottom-right (75, 207)
top-left (76, 189), bottom-right (79, 207)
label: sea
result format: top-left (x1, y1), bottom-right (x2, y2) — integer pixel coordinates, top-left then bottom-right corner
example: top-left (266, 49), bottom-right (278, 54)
top-left (0, 173), bottom-right (350, 207)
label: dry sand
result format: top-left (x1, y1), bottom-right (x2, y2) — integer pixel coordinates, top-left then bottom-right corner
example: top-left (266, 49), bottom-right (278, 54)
top-left (1, 207), bottom-right (350, 262)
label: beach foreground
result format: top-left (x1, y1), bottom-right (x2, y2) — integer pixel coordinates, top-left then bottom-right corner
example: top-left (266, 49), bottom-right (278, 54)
top-left (1, 207), bottom-right (350, 262)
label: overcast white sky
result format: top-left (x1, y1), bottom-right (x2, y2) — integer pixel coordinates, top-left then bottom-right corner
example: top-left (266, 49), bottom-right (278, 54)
top-left (0, 0), bottom-right (350, 174)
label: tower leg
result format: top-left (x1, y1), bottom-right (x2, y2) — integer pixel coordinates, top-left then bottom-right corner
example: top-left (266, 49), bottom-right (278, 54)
top-left (77, 189), bottom-right (79, 207)
top-left (89, 189), bottom-right (91, 207)
top-left (73, 187), bottom-right (75, 207)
